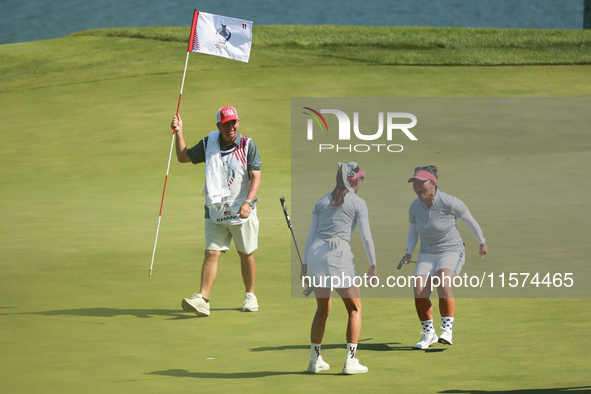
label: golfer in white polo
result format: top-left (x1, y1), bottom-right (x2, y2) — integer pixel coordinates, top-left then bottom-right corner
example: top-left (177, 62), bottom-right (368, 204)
top-left (401, 165), bottom-right (487, 349)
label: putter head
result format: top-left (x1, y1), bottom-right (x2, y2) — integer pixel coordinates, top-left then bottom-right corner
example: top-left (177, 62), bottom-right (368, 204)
top-left (397, 256), bottom-right (405, 270)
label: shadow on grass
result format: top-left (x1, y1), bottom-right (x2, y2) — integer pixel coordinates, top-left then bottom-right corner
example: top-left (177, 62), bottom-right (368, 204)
top-left (147, 369), bottom-right (308, 379)
top-left (0, 307), bottom-right (242, 320)
top-left (439, 387), bottom-right (591, 393)
top-left (250, 339), bottom-right (420, 353)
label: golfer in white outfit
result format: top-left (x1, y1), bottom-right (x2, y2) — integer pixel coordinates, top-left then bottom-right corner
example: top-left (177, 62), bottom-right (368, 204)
top-left (302, 162), bottom-right (377, 375)
top-left (401, 166), bottom-right (488, 349)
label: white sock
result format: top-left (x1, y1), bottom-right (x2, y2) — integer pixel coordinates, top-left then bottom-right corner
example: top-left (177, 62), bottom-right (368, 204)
top-left (421, 319), bottom-right (434, 333)
top-left (311, 343), bottom-right (321, 360)
top-left (442, 316), bottom-right (454, 330)
top-left (346, 343), bottom-right (357, 361)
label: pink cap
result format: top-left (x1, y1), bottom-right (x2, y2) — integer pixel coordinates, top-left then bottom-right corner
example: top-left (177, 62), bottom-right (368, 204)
top-left (216, 106), bottom-right (240, 124)
top-left (408, 169), bottom-right (437, 183)
top-left (348, 169), bottom-right (366, 181)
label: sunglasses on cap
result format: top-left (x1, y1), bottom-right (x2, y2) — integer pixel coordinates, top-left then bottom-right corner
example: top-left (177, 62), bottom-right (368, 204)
top-left (348, 170), bottom-right (365, 181)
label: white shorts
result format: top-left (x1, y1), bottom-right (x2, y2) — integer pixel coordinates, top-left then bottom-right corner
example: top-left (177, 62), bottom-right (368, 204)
top-left (204, 207), bottom-right (259, 254)
top-left (306, 239), bottom-right (356, 289)
top-left (414, 249), bottom-right (465, 277)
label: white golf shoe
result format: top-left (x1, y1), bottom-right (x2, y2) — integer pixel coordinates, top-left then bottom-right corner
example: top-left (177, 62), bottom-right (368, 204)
top-left (342, 358), bottom-right (368, 375)
top-left (243, 292), bottom-right (258, 312)
top-left (307, 355), bottom-right (330, 373)
top-left (181, 293), bottom-right (210, 317)
top-left (414, 331), bottom-right (438, 349)
top-left (438, 328), bottom-right (453, 345)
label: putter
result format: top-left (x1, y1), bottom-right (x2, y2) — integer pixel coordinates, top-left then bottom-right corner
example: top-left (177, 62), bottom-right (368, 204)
top-left (397, 256), bottom-right (417, 270)
top-left (280, 197), bottom-right (313, 297)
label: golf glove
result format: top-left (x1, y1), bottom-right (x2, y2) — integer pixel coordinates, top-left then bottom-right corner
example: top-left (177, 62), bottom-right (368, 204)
top-left (328, 237), bottom-right (340, 250)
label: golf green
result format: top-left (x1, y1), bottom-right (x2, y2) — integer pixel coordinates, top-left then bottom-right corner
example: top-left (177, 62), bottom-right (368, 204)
top-left (0, 26), bottom-right (590, 393)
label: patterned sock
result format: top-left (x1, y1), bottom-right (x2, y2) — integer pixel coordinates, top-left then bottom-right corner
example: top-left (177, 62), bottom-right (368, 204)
top-left (346, 343), bottom-right (358, 360)
top-left (311, 343), bottom-right (321, 360)
top-left (442, 317), bottom-right (455, 331)
top-left (421, 319), bottom-right (434, 333)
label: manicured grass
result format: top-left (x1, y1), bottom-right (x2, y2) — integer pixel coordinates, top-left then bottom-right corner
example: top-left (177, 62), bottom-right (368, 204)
top-left (2, 25), bottom-right (591, 92)
top-left (71, 25), bottom-right (591, 65)
top-left (0, 26), bottom-right (590, 393)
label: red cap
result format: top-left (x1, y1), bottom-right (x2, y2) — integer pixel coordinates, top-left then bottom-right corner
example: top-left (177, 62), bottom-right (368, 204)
top-left (408, 169), bottom-right (437, 184)
top-left (216, 106), bottom-right (240, 124)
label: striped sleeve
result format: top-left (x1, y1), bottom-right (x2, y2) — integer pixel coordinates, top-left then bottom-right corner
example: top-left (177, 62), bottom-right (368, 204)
top-left (244, 137), bottom-right (262, 170)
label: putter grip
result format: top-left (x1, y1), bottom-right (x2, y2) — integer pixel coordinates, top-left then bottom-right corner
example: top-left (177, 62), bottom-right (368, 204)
top-left (279, 197), bottom-right (292, 228)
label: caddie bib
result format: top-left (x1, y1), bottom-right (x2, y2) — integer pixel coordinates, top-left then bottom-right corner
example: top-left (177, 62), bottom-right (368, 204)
top-left (205, 134), bottom-right (252, 225)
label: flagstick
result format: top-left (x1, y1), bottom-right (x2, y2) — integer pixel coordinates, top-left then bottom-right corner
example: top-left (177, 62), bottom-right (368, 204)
top-left (149, 51), bottom-right (191, 276)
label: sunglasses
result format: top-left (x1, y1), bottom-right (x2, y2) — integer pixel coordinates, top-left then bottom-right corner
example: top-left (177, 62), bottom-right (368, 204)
top-left (349, 175), bottom-right (365, 181)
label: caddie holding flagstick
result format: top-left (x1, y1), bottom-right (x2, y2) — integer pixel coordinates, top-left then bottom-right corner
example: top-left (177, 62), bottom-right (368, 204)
top-left (170, 106), bottom-right (262, 317)
top-left (149, 11), bottom-right (253, 278)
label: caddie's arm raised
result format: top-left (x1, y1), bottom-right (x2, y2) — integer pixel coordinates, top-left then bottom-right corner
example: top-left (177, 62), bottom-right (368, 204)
top-left (170, 115), bottom-right (191, 163)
